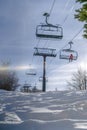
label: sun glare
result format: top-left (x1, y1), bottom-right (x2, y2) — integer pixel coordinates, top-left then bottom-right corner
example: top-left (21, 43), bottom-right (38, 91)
top-left (0, 65), bottom-right (35, 71)
top-left (15, 65), bottom-right (30, 70)
top-left (79, 62), bottom-right (87, 71)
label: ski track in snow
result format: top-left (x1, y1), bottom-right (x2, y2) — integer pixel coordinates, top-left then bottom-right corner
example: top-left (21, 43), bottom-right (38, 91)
top-left (0, 90), bottom-right (87, 129)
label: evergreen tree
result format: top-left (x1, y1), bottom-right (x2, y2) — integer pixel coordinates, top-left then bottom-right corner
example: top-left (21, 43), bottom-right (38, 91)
top-left (75, 0), bottom-right (87, 38)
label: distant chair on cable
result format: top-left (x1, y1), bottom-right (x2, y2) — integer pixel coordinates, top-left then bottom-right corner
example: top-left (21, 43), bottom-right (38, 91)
top-left (36, 12), bottom-right (63, 40)
top-left (21, 82), bottom-right (32, 93)
top-left (26, 64), bottom-right (37, 76)
top-left (59, 41), bottom-right (78, 62)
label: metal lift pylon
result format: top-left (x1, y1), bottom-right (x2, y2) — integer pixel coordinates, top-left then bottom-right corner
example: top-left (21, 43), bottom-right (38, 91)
top-left (34, 47), bottom-right (56, 92)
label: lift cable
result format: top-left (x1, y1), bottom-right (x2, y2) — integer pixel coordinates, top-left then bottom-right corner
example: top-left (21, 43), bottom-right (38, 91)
top-left (60, 0), bottom-right (75, 25)
top-left (61, 4), bottom-right (75, 25)
top-left (63, 0), bottom-right (73, 11)
top-left (49, 0), bottom-right (56, 15)
top-left (71, 27), bottom-right (84, 41)
top-left (56, 26), bottom-right (83, 55)
top-left (57, 27), bottom-right (83, 56)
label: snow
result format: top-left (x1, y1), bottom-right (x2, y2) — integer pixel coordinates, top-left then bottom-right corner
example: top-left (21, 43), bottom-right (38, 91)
top-left (1, 90), bottom-right (87, 129)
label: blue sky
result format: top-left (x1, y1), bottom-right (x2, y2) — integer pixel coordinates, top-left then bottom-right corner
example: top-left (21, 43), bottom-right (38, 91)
top-left (0, 0), bottom-right (86, 91)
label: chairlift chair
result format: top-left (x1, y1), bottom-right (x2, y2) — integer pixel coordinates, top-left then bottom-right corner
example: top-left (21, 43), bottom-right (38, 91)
top-left (34, 47), bottom-right (56, 57)
top-left (59, 41), bottom-right (78, 61)
top-left (23, 83), bottom-right (32, 88)
top-left (36, 24), bottom-right (63, 39)
top-left (36, 13), bottom-right (63, 40)
top-left (22, 83), bottom-right (32, 92)
top-left (26, 68), bottom-right (36, 76)
top-left (59, 49), bottom-right (78, 60)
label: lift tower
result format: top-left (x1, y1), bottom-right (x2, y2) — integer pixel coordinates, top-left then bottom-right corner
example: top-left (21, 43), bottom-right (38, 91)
top-left (34, 47), bottom-right (56, 92)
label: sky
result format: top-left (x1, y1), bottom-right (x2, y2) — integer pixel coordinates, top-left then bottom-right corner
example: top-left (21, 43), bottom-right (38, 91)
top-left (0, 0), bottom-right (87, 91)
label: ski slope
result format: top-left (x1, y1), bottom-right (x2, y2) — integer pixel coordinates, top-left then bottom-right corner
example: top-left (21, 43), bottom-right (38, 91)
top-left (0, 90), bottom-right (87, 130)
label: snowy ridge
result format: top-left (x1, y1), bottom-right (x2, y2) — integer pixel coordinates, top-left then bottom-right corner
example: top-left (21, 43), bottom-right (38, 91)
top-left (0, 112), bottom-right (23, 124)
top-left (0, 90), bottom-right (87, 129)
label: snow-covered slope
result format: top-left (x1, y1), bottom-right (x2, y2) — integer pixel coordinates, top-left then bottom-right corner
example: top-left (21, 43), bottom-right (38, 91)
top-left (0, 90), bottom-right (87, 130)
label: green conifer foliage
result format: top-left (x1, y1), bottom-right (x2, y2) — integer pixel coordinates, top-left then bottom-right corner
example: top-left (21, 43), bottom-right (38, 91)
top-left (75, 0), bottom-right (87, 38)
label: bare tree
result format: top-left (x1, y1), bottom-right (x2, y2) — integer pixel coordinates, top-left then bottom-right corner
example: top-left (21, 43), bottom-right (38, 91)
top-left (0, 62), bottom-right (19, 91)
top-left (67, 68), bottom-right (87, 90)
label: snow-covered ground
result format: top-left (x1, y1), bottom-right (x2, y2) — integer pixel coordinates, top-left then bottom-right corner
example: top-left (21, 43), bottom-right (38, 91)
top-left (0, 90), bottom-right (87, 130)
